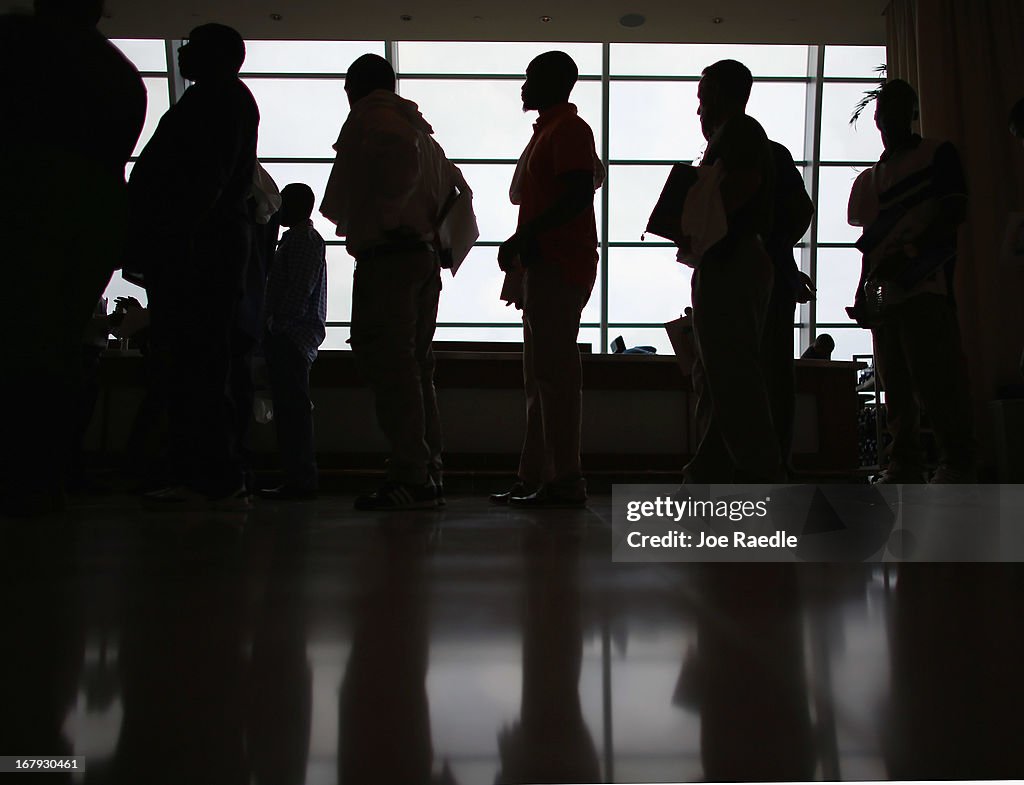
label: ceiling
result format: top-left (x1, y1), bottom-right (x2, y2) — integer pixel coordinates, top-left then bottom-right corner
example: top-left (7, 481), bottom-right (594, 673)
top-left (5, 0), bottom-right (888, 44)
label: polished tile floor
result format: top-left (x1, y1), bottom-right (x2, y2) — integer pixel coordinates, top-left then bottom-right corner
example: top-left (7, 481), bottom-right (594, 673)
top-left (2, 493), bottom-right (1023, 784)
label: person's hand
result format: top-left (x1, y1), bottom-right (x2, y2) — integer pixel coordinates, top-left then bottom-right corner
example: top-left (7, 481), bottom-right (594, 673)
top-left (498, 234), bottom-right (523, 273)
top-left (795, 272), bottom-right (817, 303)
top-left (114, 296), bottom-right (142, 312)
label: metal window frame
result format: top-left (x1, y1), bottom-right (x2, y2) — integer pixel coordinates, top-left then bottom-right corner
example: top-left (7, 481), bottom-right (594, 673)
top-left (142, 39), bottom-right (881, 354)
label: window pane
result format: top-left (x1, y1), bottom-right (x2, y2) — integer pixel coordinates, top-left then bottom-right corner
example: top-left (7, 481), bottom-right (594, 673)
top-left (432, 326), bottom-right (522, 344)
top-left (258, 162), bottom-right (337, 240)
top-left (815, 247), bottom-right (862, 324)
top-left (457, 164), bottom-right (518, 242)
top-left (398, 42), bottom-right (602, 76)
top-left (824, 46), bottom-right (886, 79)
top-left (436, 247), bottom-right (523, 324)
top-left (820, 83), bottom-right (884, 162)
top-left (325, 247), bottom-right (354, 323)
top-left (244, 79), bottom-right (347, 158)
top-left (611, 44), bottom-right (808, 78)
top-left (102, 271), bottom-right (147, 309)
top-left (111, 39), bottom-right (166, 72)
top-left (609, 164), bottom-right (674, 243)
top-left (817, 165), bottom-right (868, 244)
top-left (134, 77), bottom-right (171, 157)
top-left (819, 327), bottom-right (873, 361)
top-left (241, 41), bottom-right (384, 73)
top-left (748, 82), bottom-right (806, 158)
top-left (398, 79), bottom-right (602, 159)
top-left (608, 248), bottom-right (692, 323)
top-left (322, 325), bottom-right (351, 350)
top-left (610, 82), bottom-right (704, 161)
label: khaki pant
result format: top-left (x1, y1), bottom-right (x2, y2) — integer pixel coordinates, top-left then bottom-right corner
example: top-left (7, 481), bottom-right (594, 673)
top-left (686, 236), bottom-right (783, 483)
top-left (872, 293), bottom-right (974, 473)
top-left (518, 265), bottom-right (593, 487)
top-left (350, 249), bottom-right (443, 485)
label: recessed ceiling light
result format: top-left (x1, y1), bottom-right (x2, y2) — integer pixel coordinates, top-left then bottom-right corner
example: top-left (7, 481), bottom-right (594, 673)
top-left (540, 15), bottom-right (552, 22)
top-left (400, 14), bottom-right (413, 21)
top-left (270, 13), bottom-right (283, 21)
top-left (619, 13), bottom-right (646, 27)
top-left (712, 16), bottom-right (724, 24)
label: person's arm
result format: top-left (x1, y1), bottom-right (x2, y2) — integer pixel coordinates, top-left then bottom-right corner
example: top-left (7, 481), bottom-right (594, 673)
top-left (498, 171), bottom-right (594, 270)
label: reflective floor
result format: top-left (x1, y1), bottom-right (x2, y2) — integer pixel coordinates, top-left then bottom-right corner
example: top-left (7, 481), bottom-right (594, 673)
top-left (2, 494), bottom-right (1023, 784)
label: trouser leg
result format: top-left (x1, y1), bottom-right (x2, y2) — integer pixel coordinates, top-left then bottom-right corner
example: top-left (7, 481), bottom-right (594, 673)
top-left (415, 272), bottom-right (444, 482)
top-left (266, 333), bottom-right (318, 490)
top-left (893, 295), bottom-right (974, 472)
top-left (873, 317), bottom-right (923, 474)
top-left (351, 250), bottom-right (440, 485)
top-left (686, 237), bottom-right (781, 482)
top-left (519, 266), bottom-right (590, 486)
top-left (762, 283), bottom-right (797, 470)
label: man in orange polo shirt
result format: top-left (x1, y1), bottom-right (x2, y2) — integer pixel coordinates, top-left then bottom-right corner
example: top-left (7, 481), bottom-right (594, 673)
top-left (492, 51), bottom-right (605, 508)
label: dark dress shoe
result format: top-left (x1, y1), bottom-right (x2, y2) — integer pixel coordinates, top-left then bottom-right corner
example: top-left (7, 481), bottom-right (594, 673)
top-left (257, 485), bottom-right (317, 501)
top-left (509, 484), bottom-right (587, 509)
top-left (489, 482), bottom-right (530, 506)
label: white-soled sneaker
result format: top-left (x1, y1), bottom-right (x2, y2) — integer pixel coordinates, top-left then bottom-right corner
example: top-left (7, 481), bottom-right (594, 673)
top-left (354, 481), bottom-right (440, 511)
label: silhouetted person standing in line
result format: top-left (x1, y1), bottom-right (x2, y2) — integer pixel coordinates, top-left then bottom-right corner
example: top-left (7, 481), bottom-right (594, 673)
top-left (763, 141), bottom-right (814, 474)
top-left (0, 0), bottom-right (146, 516)
top-left (322, 54), bottom-right (468, 510)
top-left (491, 51), bottom-right (604, 508)
top-left (127, 24), bottom-right (259, 508)
top-left (259, 183), bottom-right (327, 501)
top-left (848, 79), bottom-right (973, 483)
top-left (683, 59), bottom-right (782, 483)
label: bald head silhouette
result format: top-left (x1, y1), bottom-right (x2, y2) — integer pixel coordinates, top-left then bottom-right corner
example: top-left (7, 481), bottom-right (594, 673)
top-left (521, 51), bottom-right (578, 112)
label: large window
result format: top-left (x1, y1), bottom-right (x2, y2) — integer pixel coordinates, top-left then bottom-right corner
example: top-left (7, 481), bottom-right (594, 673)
top-left (106, 40), bottom-right (886, 360)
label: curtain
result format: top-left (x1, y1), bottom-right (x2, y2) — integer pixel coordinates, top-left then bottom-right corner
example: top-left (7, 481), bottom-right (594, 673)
top-left (886, 0), bottom-right (1024, 470)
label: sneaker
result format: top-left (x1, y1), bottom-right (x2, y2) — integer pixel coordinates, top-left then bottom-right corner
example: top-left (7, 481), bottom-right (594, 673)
top-left (354, 481), bottom-right (439, 511)
top-left (871, 468), bottom-right (926, 484)
top-left (143, 484), bottom-right (251, 512)
top-left (257, 485), bottom-right (318, 501)
top-left (489, 482), bottom-right (530, 506)
top-left (929, 464), bottom-right (976, 484)
top-left (143, 484), bottom-right (208, 511)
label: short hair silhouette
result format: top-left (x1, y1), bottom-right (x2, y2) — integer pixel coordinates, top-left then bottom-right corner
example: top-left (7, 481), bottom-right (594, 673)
top-left (346, 54), bottom-right (396, 101)
top-left (1009, 97), bottom-right (1024, 137)
top-left (282, 182), bottom-right (315, 220)
top-left (187, 23), bottom-right (246, 75)
top-left (34, 0), bottom-right (103, 26)
top-left (701, 59), bottom-right (753, 106)
top-left (877, 79), bottom-right (919, 120)
top-left (528, 50), bottom-right (578, 97)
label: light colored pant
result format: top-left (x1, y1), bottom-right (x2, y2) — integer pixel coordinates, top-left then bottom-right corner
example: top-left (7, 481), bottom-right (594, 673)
top-left (350, 249), bottom-right (443, 485)
top-left (518, 265), bottom-right (593, 487)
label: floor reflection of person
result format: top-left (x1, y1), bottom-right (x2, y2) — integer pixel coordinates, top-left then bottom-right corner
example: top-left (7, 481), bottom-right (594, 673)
top-left (338, 522), bottom-right (439, 785)
top-left (885, 564), bottom-right (1024, 779)
top-left (0, 526), bottom-right (85, 782)
top-left (247, 516), bottom-right (313, 785)
top-left (495, 520), bottom-right (600, 784)
top-left (111, 533), bottom-right (250, 785)
top-left (696, 565), bottom-right (815, 781)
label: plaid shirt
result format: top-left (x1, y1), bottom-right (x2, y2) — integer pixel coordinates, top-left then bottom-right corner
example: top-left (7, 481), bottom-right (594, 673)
top-left (265, 220), bottom-right (327, 362)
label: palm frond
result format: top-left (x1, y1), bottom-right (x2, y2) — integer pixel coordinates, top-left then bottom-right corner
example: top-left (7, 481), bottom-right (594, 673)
top-left (850, 64), bottom-right (887, 127)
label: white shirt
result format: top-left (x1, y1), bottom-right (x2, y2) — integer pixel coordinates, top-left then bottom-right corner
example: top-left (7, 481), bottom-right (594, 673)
top-left (320, 89), bottom-right (472, 257)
